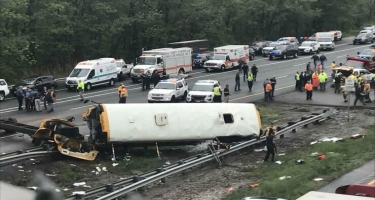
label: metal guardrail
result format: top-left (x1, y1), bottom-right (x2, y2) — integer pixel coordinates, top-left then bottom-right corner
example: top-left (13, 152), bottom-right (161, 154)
top-left (0, 150), bottom-right (56, 167)
top-left (62, 109), bottom-right (332, 200)
top-left (0, 147), bottom-right (44, 159)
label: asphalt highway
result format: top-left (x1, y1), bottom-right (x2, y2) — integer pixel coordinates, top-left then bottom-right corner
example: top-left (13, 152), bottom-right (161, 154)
top-left (0, 36), bottom-right (371, 154)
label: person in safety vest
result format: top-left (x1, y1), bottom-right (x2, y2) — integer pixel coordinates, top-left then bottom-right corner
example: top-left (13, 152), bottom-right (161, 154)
top-left (364, 80), bottom-right (372, 103)
top-left (264, 124), bottom-right (276, 163)
top-left (265, 122), bottom-right (277, 137)
top-left (247, 73), bottom-right (254, 92)
top-left (119, 85), bottom-right (128, 103)
top-left (213, 84), bottom-right (222, 103)
top-left (77, 79), bottom-right (85, 101)
top-left (118, 83), bottom-right (124, 100)
top-left (330, 61), bottom-right (336, 72)
top-left (295, 72), bottom-right (301, 91)
top-left (265, 80), bottom-right (273, 102)
top-left (305, 80), bottom-right (313, 100)
top-left (340, 76), bottom-right (348, 102)
top-left (318, 72), bottom-right (326, 91)
top-left (322, 71), bottom-right (328, 90)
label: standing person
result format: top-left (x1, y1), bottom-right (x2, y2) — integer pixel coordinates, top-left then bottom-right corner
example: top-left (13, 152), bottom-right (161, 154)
top-left (316, 64), bottom-right (322, 73)
top-left (25, 88), bottom-right (32, 112)
top-left (242, 63), bottom-right (249, 82)
top-left (42, 87), bottom-right (48, 110)
top-left (45, 89), bottom-right (56, 113)
top-left (330, 61), bottom-right (336, 75)
top-left (77, 79), bottom-right (85, 101)
top-left (270, 77), bottom-right (276, 97)
top-left (265, 80), bottom-right (273, 101)
top-left (162, 68), bottom-right (167, 80)
top-left (238, 59), bottom-right (243, 74)
top-left (223, 85), bottom-right (230, 103)
top-left (247, 73), bottom-right (254, 92)
top-left (300, 71), bottom-right (306, 90)
top-left (318, 72), bottom-right (326, 91)
top-left (364, 80), bottom-right (372, 103)
top-left (295, 72), bottom-right (301, 91)
top-left (306, 62), bottom-right (311, 71)
top-left (322, 71), bottom-right (328, 91)
top-left (251, 64), bottom-right (258, 82)
top-left (33, 89), bottom-right (42, 112)
top-left (319, 54), bottom-right (327, 68)
top-left (312, 71), bottom-right (319, 90)
top-left (213, 84), bottom-right (222, 103)
top-left (263, 78), bottom-right (269, 99)
top-left (353, 84), bottom-right (366, 106)
top-left (152, 71), bottom-right (160, 88)
top-left (305, 80), bottom-right (313, 100)
top-left (117, 83), bottom-right (124, 100)
top-left (145, 71), bottom-right (152, 89)
top-left (119, 85), bottom-right (128, 103)
top-left (264, 126), bottom-right (276, 163)
top-left (334, 73), bottom-right (342, 93)
top-left (311, 54), bottom-right (319, 69)
top-left (16, 86), bottom-right (24, 110)
top-left (234, 72), bottom-right (241, 91)
top-left (141, 72), bottom-right (147, 90)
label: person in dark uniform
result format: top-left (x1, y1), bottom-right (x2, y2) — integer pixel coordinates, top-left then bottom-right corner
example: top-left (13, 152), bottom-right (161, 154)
top-left (234, 72), bottom-right (241, 91)
top-left (264, 124), bottom-right (276, 163)
top-left (311, 54), bottom-right (319, 69)
top-left (145, 71), bottom-right (152, 89)
top-left (152, 71), bottom-right (160, 87)
top-left (162, 68), bottom-right (167, 80)
top-left (251, 64), bottom-right (258, 81)
top-left (270, 77), bottom-right (276, 97)
top-left (15, 86), bottom-right (24, 110)
top-left (306, 62), bottom-right (311, 71)
top-left (242, 63), bottom-right (249, 82)
top-left (141, 72), bottom-right (147, 90)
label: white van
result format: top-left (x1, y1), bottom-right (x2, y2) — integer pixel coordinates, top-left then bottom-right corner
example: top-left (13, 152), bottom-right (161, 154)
top-left (65, 58), bottom-right (117, 91)
top-left (316, 32), bottom-right (335, 42)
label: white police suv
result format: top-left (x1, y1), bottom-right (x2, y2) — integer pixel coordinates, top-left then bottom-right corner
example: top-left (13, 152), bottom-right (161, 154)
top-left (147, 78), bottom-right (188, 103)
top-left (186, 80), bottom-right (221, 103)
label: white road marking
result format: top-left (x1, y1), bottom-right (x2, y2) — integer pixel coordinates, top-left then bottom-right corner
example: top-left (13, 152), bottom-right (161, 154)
top-left (0, 44), bottom-right (367, 114)
top-left (70, 105), bottom-right (92, 110)
top-left (293, 63), bottom-right (305, 66)
top-left (336, 55), bottom-right (347, 58)
top-left (276, 75), bottom-right (288, 79)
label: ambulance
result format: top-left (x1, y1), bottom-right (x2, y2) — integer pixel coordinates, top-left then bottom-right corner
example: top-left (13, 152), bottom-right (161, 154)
top-left (65, 58), bottom-right (117, 91)
top-left (203, 45), bottom-right (249, 72)
top-left (130, 48), bottom-right (192, 83)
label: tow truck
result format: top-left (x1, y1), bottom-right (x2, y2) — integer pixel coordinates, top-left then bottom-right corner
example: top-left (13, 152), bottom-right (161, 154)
top-left (344, 56), bottom-right (375, 73)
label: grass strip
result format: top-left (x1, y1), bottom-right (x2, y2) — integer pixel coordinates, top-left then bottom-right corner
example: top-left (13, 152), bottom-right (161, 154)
top-left (225, 126), bottom-right (375, 200)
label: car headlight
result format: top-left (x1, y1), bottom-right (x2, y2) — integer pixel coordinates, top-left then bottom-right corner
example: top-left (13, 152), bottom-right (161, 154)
top-left (208, 94), bottom-right (213, 98)
top-left (187, 93), bottom-right (191, 97)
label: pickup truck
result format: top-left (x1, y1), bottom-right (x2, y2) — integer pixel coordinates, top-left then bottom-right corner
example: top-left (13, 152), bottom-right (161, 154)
top-left (116, 59), bottom-right (134, 81)
top-left (344, 56), bottom-right (375, 73)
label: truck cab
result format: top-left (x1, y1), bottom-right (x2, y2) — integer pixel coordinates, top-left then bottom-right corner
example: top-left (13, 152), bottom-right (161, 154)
top-left (131, 55), bottom-right (164, 83)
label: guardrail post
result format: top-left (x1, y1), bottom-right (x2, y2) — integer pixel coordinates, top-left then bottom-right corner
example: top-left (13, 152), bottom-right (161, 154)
top-left (157, 168), bottom-right (166, 183)
top-left (133, 176), bottom-right (146, 191)
top-left (287, 121), bottom-right (297, 133)
top-left (74, 194), bottom-right (85, 199)
top-left (179, 161), bottom-right (187, 174)
top-left (301, 116), bottom-right (310, 128)
top-left (106, 184), bottom-right (115, 192)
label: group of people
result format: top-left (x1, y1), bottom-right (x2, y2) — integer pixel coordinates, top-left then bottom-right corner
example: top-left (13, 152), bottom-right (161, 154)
top-left (16, 86), bottom-right (56, 113)
top-left (141, 69), bottom-right (167, 90)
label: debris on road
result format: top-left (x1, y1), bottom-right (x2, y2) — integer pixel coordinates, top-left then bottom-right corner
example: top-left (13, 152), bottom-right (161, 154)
top-left (350, 134), bottom-right (365, 139)
top-left (309, 152), bottom-right (319, 157)
top-left (279, 176), bottom-right (291, 180)
top-left (313, 178), bottom-right (324, 182)
top-left (226, 187), bottom-right (234, 193)
top-left (250, 183), bottom-right (259, 188)
top-left (112, 163), bottom-right (119, 167)
top-left (318, 155), bottom-right (326, 160)
top-left (73, 182), bottom-right (86, 187)
top-left (278, 153), bottom-right (286, 156)
top-left (275, 161), bottom-right (282, 164)
top-left (72, 191), bottom-right (85, 195)
top-left (295, 159), bottom-right (305, 164)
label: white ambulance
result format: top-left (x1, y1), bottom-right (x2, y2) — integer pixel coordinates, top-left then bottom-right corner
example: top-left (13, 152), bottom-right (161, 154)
top-left (203, 45), bottom-right (249, 72)
top-left (130, 48), bottom-right (192, 83)
top-left (65, 58), bottom-right (117, 91)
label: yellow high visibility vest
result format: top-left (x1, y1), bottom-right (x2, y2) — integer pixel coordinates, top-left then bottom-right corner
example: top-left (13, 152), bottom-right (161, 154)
top-left (247, 74), bottom-right (253, 81)
top-left (213, 87), bottom-right (221, 96)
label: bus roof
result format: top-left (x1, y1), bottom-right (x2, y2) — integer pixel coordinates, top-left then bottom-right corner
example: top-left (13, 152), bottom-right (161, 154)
top-left (296, 191), bottom-right (374, 200)
top-left (168, 39), bottom-right (208, 45)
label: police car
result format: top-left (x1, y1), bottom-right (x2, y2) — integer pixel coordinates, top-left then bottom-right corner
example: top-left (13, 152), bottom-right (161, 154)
top-left (147, 78), bottom-right (188, 103)
top-left (357, 49), bottom-right (375, 60)
top-left (186, 80), bottom-right (221, 103)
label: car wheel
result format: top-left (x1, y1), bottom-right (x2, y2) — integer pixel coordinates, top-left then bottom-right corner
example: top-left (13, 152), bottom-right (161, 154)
top-left (294, 52), bottom-right (298, 58)
top-left (269, 56), bottom-right (273, 60)
top-left (283, 54), bottom-right (287, 59)
top-left (170, 96), bottom-right (176, 102)
top-left (118, 73), bottom-right (123, 81)
top-left (128, 73), bottom-right (131, 78)
top-left (251, 55), bottom-right (255, 60)
top-left (86, 83), bottom-right (92, 91)
top-left (178, 68), bottom-right (184, 74)
top-left (205, 68), bottom-right (209, 72)
top-left (109, 78), bottom-right (115, 86)
top-left (182, 91), bottom-right (187, 100)
top-left (221, 65), bottom-right (225, 71)
top-left (148, 100), bottom-right (154, 103)
top-left (309, 50), bottom-right (312, 55)
top-left (131, 78), bottom-right (139, 83)
top-left (0, 92), bottom-right (5, 102)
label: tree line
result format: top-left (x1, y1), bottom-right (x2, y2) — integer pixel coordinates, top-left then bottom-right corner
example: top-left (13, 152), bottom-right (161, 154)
top-left (1, 0), bottom-right (375, 82)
